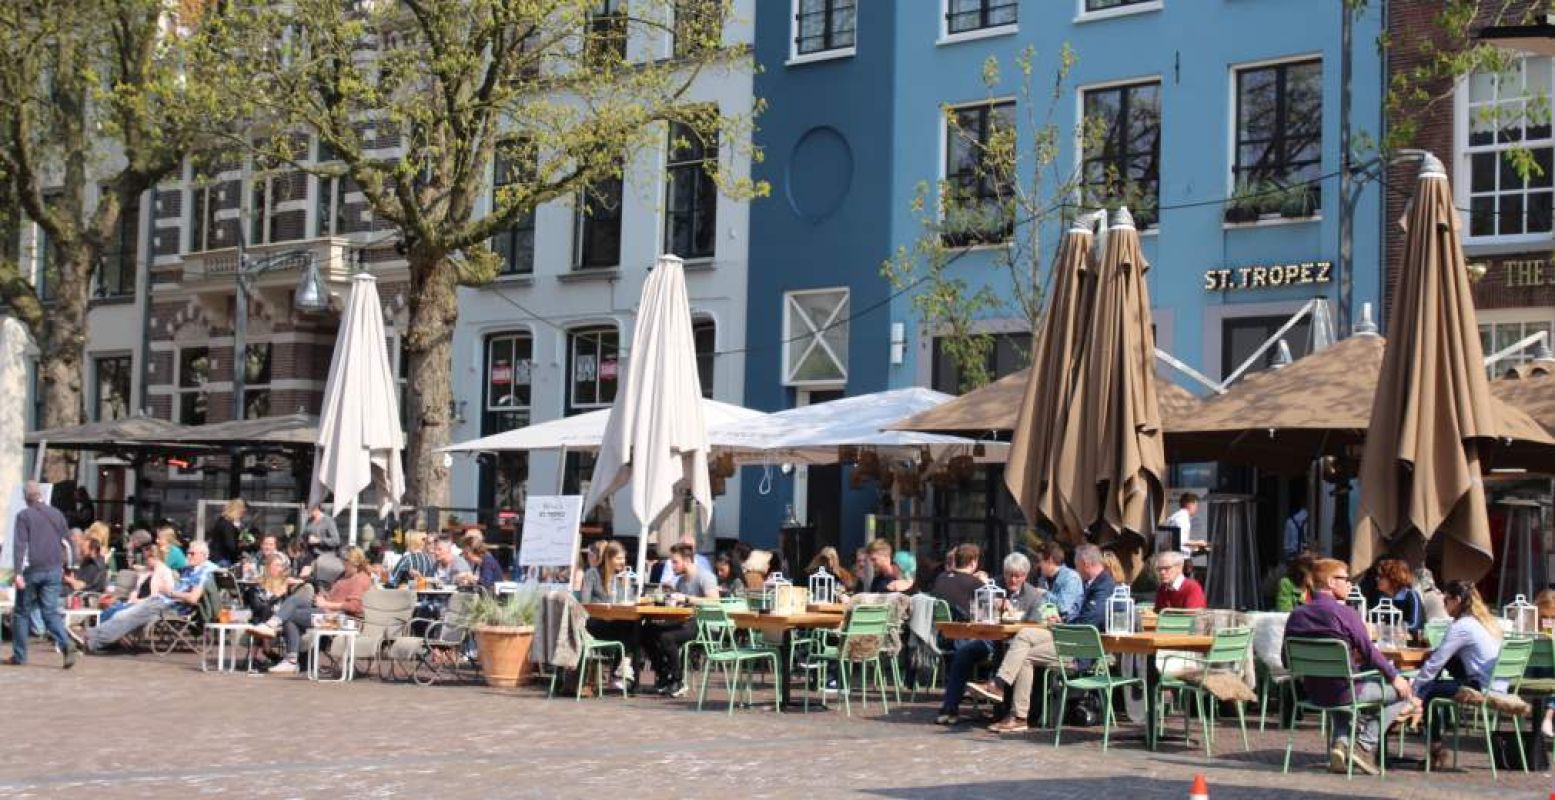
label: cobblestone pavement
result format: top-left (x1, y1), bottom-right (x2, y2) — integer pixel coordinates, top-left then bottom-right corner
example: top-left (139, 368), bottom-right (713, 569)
top-left (1, 651), bottom-right (1551, 799)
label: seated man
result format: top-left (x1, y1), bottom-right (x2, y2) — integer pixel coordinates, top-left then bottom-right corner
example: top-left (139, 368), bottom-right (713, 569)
top-left (640, 543), bottom-right (719, 697)
top-left (1153, 551), bottom-right (1206, 610)
top-left (974, 543), bottom-right (1114, 733)
top-left (432, 537), bottom-right (473, 585)
top-left (86, 540), bottom-right (218, 652)
top-left (64, 537), bottom-right (109, 596)
top-left (932, 543), bottom-right (994, 724)
top-left (1283, 557), bottom-right (1415, 775)
top-left (936, 552), bottom-right (1044, 725)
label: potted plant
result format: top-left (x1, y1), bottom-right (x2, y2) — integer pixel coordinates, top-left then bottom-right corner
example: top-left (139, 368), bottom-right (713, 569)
top-left (468, 586), bottom-right (542, 688)
top-left (1223, 179), bottom-right (1262, 224)
top-left (1278, 184), bottom-right (1314, 219)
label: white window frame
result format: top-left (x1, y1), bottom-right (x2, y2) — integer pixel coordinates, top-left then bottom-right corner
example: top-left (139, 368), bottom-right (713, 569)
top-left (787, 0), bottom-right (856, 66)
top-left (485, 331), bottom-right (535, 413)
top-left (1455, 55), bottom-right (1555, 248)
top-left (1075, 0), bottom-right (1163, 24)
top-left (91, 352), bottom-right (134, 423)
top-left (239, 341), bottom-right (272, 420)
top-left (567, 325), bottom-right (620, 411)
top-left (1074, 75), bottom-right (1164, 231)
top-left (1223, 52), bottom-right (1324, 201)
top-left (939, 0), bottom-right (1018, 46)
top-left (1478, 308), bottom-right (1555, 378)
top-left (174, 344), bottom-right (211, 426)
top-left (782, 287), bottom-right (850, 387)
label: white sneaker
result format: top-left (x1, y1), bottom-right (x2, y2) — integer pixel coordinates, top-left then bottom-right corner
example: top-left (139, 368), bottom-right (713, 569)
top-left (269, 659), bottom-right (299, 674)
top-left (249, 623), bottom-right (277, 639)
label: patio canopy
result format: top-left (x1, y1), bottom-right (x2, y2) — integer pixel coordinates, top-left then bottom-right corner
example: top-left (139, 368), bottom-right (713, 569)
top-left (1493, 370), bottom-right (1555, 433)
top-left (442, 398), bottom-right (767, 456)
top-left (889, 369), bottom-right (1202, 439)
top-left (23, 414), bottom-right (198, 453)
top-left (746, 387), bottom-right (1009, 464)
top-left (163, 413), bottom-right (319, 449)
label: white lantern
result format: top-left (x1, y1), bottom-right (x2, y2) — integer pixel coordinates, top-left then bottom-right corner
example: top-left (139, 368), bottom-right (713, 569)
top-left (973, 579), bottom-right (1007, 624)
top-left (1369, 598), bottom-right (1404, 648)
top-left (1106, 586), bottom-right (1136, 633)
top-left (1505, 593), bottom-right (1539, 635)
top-left (611, 567), bottom-right (639, 605)
top-left (760, 571), bottom-right (791, 612)
top-left (809, 567), bottom-right (837, 605)
top-left (1346, 585), bottom-right (1368, 620)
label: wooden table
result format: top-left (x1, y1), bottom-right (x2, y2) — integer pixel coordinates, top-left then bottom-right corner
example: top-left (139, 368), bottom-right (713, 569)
top-left (935, 621), bottom-right (1045, 641)
top-left (1096, 632), bottom-right (1215, 751)
top-left (582, 603), bottom-right (695, 623)
top-left (807, 603), bottom-right (846, 614)
top-left (1381, 647), bottom-right (1430, 670)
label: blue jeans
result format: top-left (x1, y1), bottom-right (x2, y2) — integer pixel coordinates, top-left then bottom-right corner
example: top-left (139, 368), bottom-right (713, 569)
top-left (939, 639), bottom-right (994, 714)
top-left (12, 568), bottom-right (73, 663)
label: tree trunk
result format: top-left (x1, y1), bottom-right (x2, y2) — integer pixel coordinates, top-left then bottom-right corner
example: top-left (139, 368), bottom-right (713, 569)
top-left (403, 248), bottom-right (459, 513)
top-left (37, 242), bottom-right (93, 483)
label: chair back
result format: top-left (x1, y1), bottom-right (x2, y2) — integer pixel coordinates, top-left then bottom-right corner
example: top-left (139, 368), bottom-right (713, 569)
top-left (931, 597), bottom-right (953, 625)
top-left (1492, 636), bottom-right (1535, 685)
top-left (843, 603), bottom-right (891, 634)
top-left (112, 569), bottom-right (138, 599)
top-left (718, 596), bottom-right (750, 613)
top-left (1203, 626), bottom-right (1253, 672)
top-left (693, 603), bottom-right (738, 652)
top-left (1052, 624), bottom-right (1106, 666)
top-left (196, 575), bottom-right (224, 623)
top-left (1423, 618), bottom-right (1451, 648)
top-left (1526, 635), bottom-right (1555, 675)
top-left (1155, 609), bottom-right (1200, 634)
top-left (1284, 637), bottom-right (1357, 681)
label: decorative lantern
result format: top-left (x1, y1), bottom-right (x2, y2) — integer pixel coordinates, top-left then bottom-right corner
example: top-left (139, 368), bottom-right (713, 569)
top-left (1368, 598), bottom-right (1404, 648)
top-left (1346, 585), bottom-right (1367, 620)
top-left (611, 567), bottom-right (639, 605)
top-left (1106, 586), bottom-right (1136, 633)
top-left (1505, 593), bottom-right (1538, 635)
top-left (973, 579), bottom-right (1007, 624)
top-left (760, 571), bottom-right (791, 612)
top-left (809, 567), bottom-right (838, 605)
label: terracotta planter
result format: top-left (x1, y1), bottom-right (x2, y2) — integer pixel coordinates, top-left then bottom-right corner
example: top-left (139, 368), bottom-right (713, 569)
top-left (473, 624), bottom-right (535, 688)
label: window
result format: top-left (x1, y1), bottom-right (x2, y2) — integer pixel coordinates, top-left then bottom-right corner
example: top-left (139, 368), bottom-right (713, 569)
top-left (482, 332), bottom-right (533, 512)
top-left (793, 0), bottom-right (855, 57)
top-left (1220, 316), bottom-right (1311, 379)
top-left (666, 120), bottom-right (718, 260)
top-left (1481, 318), bottom-right (1553, 377)
top-left (177, 346), bottom-right (210, 425)
top-left (575, 163), bottom-right (624, 270)
top-left (314, 139), bottom-right (351, 238)
top-left (930, 332), bottom-right (1031, 393)
top-left (1084, 0), bottom-right (1155, 12)
top-left (33, 196), bottom-right (61, 302)
top-left (1463, 56), bottom-right (1554, 240)
top-left (492, 141), bottom-right (536, 276)
top-left (673, 0), bottom-right (724, 57)
top-left (943, 101), bottom-right (1016, 246)
top-left (1233, 59), bottom-right (1322, 216)
top-left (188, 179), bottom-right (239, 252)
top-left (946, 0), bottom-right (1016, 35)
top-left (242, 343), bottom-right (272, 420)
top-left (250, 171), bottom-right (308, 245)
top-left (96, 192), bottom-right (140, 299)
top-left (1082, 81), bottom-right (1161, 228)
top-left (783, 288), bottom-right (849, 385)
top-left (585, 0), bottom-right (628, 67)
top-left (93, 355), bottom-right (133, 422)
top-left (568, 326), bottom-right (619, 411)
top-left (694, 318), bottom-right (715, 398)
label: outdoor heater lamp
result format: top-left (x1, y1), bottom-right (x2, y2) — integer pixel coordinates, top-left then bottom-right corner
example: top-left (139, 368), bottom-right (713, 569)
top-left (1475, 14), bottom-right (1555, 56)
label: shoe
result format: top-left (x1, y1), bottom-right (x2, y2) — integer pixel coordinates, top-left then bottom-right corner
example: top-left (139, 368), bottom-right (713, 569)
top-left (249, 623), bottom-right (277, 639)
top-left (269, 659), bottom-right (299, 674)
top-left (1350, 746), bottom-right (1381, 776)
top-left (611, 679), bottom-right (627, 692)
top-left (66, 627), bottom-right (85, 649)
top-left (3, 656), bottom-right (22, 666)
top-left (1327, 742), bottom-right (1349, 774)
top-left (987, 717), bottom-right (1028, 734)
top-left (934, 713), bottom-right (957, 725)
top-left (669, 682), bottom-right (688, 698)
top-left (62, 648), bottom-right (79, 670)
top-left (966, 681), bottom-right (1002, 704)
top-left (1542, 718), bottom-right (1554, 739)
top-left (1428, 741), bottom-right (1451, 772)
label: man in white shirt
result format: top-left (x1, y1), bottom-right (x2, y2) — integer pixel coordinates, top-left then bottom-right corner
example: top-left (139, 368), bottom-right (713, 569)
top-left (1164, 492), bottom-right (1202, 557)
top-left (1283, 502), bottom-right (1309, 562)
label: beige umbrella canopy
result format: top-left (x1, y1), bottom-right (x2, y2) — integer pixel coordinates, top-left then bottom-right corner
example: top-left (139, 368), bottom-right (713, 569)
top-left (1353, 155), bottom-right (1503, 582)
top-left (891, 367), bottom-right (1199, 437)
top-left (1073, 207), bottom-right (1166, 569)
top-left (1494, 369), bottom-right (1555, 432)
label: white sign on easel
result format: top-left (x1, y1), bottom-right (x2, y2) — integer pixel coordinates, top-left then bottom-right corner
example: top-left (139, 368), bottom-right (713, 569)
top-left (517, 495), bottom-right (583, 591)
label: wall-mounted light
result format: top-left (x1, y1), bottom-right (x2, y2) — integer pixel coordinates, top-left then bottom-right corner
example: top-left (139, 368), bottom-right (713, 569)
top-left (890, 322), bottom-right (906, 365)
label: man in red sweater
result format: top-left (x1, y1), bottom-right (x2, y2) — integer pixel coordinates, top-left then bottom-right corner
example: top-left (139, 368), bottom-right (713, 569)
top-left (1153, 551), bottom-right (1206, 610)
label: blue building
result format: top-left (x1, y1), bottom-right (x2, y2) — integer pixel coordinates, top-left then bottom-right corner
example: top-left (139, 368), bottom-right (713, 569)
top-left (743, 0), bottom-right (1386, 558)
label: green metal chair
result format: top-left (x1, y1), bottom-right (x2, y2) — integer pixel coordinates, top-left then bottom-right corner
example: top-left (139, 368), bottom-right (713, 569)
top-left (1154, 609), bottom-right (1200, 634)
top-left (1156, 626), bottom-right (1253, 756)
top-left (804, 603), bottom-right (892, 716)
top-left (1050, 624), bottom-right (1143, 752)
top-left (547, 624), bottom-right (628, 701)
top-left (1517, 636), bottom-right (1555, 768)
top-left (1424, 636), bottom-right (1533, 779)
top-left (690, 604), bottom-right (783, 714)
top-left (1258, 657), bottom-right (1297, 732)
top-left (1282, 637), bottom-right (1391, 779)
top-left (1423, 619), bottom-right (1451, 648)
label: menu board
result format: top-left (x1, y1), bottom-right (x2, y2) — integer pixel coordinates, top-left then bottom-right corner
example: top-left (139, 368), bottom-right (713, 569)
top-left (516, 495), bottom-right (582, 588)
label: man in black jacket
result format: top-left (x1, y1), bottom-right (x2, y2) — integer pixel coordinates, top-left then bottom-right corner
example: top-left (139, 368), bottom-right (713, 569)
top-left (9, 482), bottom-right (80, 667)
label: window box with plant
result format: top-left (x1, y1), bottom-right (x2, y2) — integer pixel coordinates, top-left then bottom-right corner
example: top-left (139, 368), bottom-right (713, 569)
top-left (468, 587), bottom-right (541, 688)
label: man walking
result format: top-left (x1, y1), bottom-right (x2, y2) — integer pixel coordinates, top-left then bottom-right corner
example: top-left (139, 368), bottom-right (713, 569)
top-left (9, 481), bottom-right (80, 668)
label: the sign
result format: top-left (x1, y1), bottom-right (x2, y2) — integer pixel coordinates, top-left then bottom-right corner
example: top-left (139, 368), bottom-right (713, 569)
top-left (575, 354), bottom-right (597, 383)
top-left (517, 495), bottom-right (582, 588)
top-left (491, 364), bottom-right (512, 386)
top-left (1203, 261), bottom-right (1332, 292)
top-left (599, 358), bottom-right (618, 381)
top-left (1503, 257), bottom-right (1553, 288)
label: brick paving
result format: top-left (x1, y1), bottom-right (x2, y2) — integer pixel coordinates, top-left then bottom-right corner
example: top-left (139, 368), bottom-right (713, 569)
top-left (0, 650), bottom-right (1550, 799)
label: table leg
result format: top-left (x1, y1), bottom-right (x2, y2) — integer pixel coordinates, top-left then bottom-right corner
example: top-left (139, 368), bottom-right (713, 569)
top-left (1146, 653), bottom-right (1161, 751)
top-left (201, 629), bottom-right (212, 672)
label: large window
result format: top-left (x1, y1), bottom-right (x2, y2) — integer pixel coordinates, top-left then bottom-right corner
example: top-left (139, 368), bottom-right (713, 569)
top-left (1463, 56), bottom-right (1554, 240)
top-left (1221, 315), bottom-right (1311, 379)
top-left (1233, 59), bottom-right (1322, 216)
top-left (1082, 81), bottom-right (1161, 228)
top-left (585, 0), bottom-right (628, 67)
top-left (694, 318), bottom-right (715, 398)
top-left (96, 193), bottom-right (140, 299)
top-left (483, 332), bottom-right (533, 513)
top-left (93, 355), bottom-right (133, 422)
top-left (946, 0), bottom-right (1016, 35)
top-left (575, 164), bottom-right (624, 270)
top-left (1481, 317), bottom-right (1553, 377)
top-left (249, 171), bottom-right (308, 245)
top-left (33, 195), bottom-right (61, 302)
top-left (568, 326), bottom-right (620, 412)
top-left (188, 179), bottom-right (239, 252)
top-left (666, 120), bottom-right (718, 260)
top-left (177, 346), bottom-right (210, 425)
top-left (793, 0), bottom-right (855, 57)
top-left (930, 332), bottom-right (1031, 393)
top-left (492, 142), bottom-right (536, 276)
top-left (242, 343), bottom-right (272, 420)
top-left (944, 101), bottom-right (1016, 246)
top-left (783, 288), bottom-right (849, 385)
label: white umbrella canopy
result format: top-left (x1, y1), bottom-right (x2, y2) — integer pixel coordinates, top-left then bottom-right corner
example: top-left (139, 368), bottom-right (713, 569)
top-left (0, 318), bottom-right (30, 573)
top-left (584, 256), bottom-right (713, 538)
top-left (310, 273), bottom-right (405, 535)
top-left (442, 398), bottom-right (766, 455)
top-left (741, 387), bottom-right (1008, 463)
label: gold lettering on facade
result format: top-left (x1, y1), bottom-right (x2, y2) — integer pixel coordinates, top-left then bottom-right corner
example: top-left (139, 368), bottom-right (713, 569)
top-left (1203, 261), bottom-right (1334, 292)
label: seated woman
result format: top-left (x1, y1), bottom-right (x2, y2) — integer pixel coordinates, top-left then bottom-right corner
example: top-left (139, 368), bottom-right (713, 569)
top-left (1411, 580), bottom-right (1504, 771)
top-left (101, 543), bottom-right (175, 622)
top-left (579, 541), bottom-right (637, 689)
top-left (1274, 551), bottom-right (1316, 611)
top-left (713, 553), bottom-right (743, 597)
top-left (461, 536), bottom-right (503, 590)
top-left (1373, 557), bottom-right (1425, 636)
top-left (245, 553), bottom-right (307, 622)
top-left (157, 527), bottom-right (187, 572)
top-left (1534, 590), bottom-right (1555, 738)
top-left (804, 546), bottom-right (855, 593)
top-left (249, 547), bottom-right (373, 674)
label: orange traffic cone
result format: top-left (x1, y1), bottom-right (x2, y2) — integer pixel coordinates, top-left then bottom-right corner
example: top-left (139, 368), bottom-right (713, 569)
top-left (1188, 774), bottom-right (1209, 800)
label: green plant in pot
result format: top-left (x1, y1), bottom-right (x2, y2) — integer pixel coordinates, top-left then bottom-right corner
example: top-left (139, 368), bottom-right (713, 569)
top-left (468, 586), bottom-right (542, 688)
top-left (1278, 184), bottom-right (1314, 219)
top-left (1224, 179), bottom-right (1262, 224)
